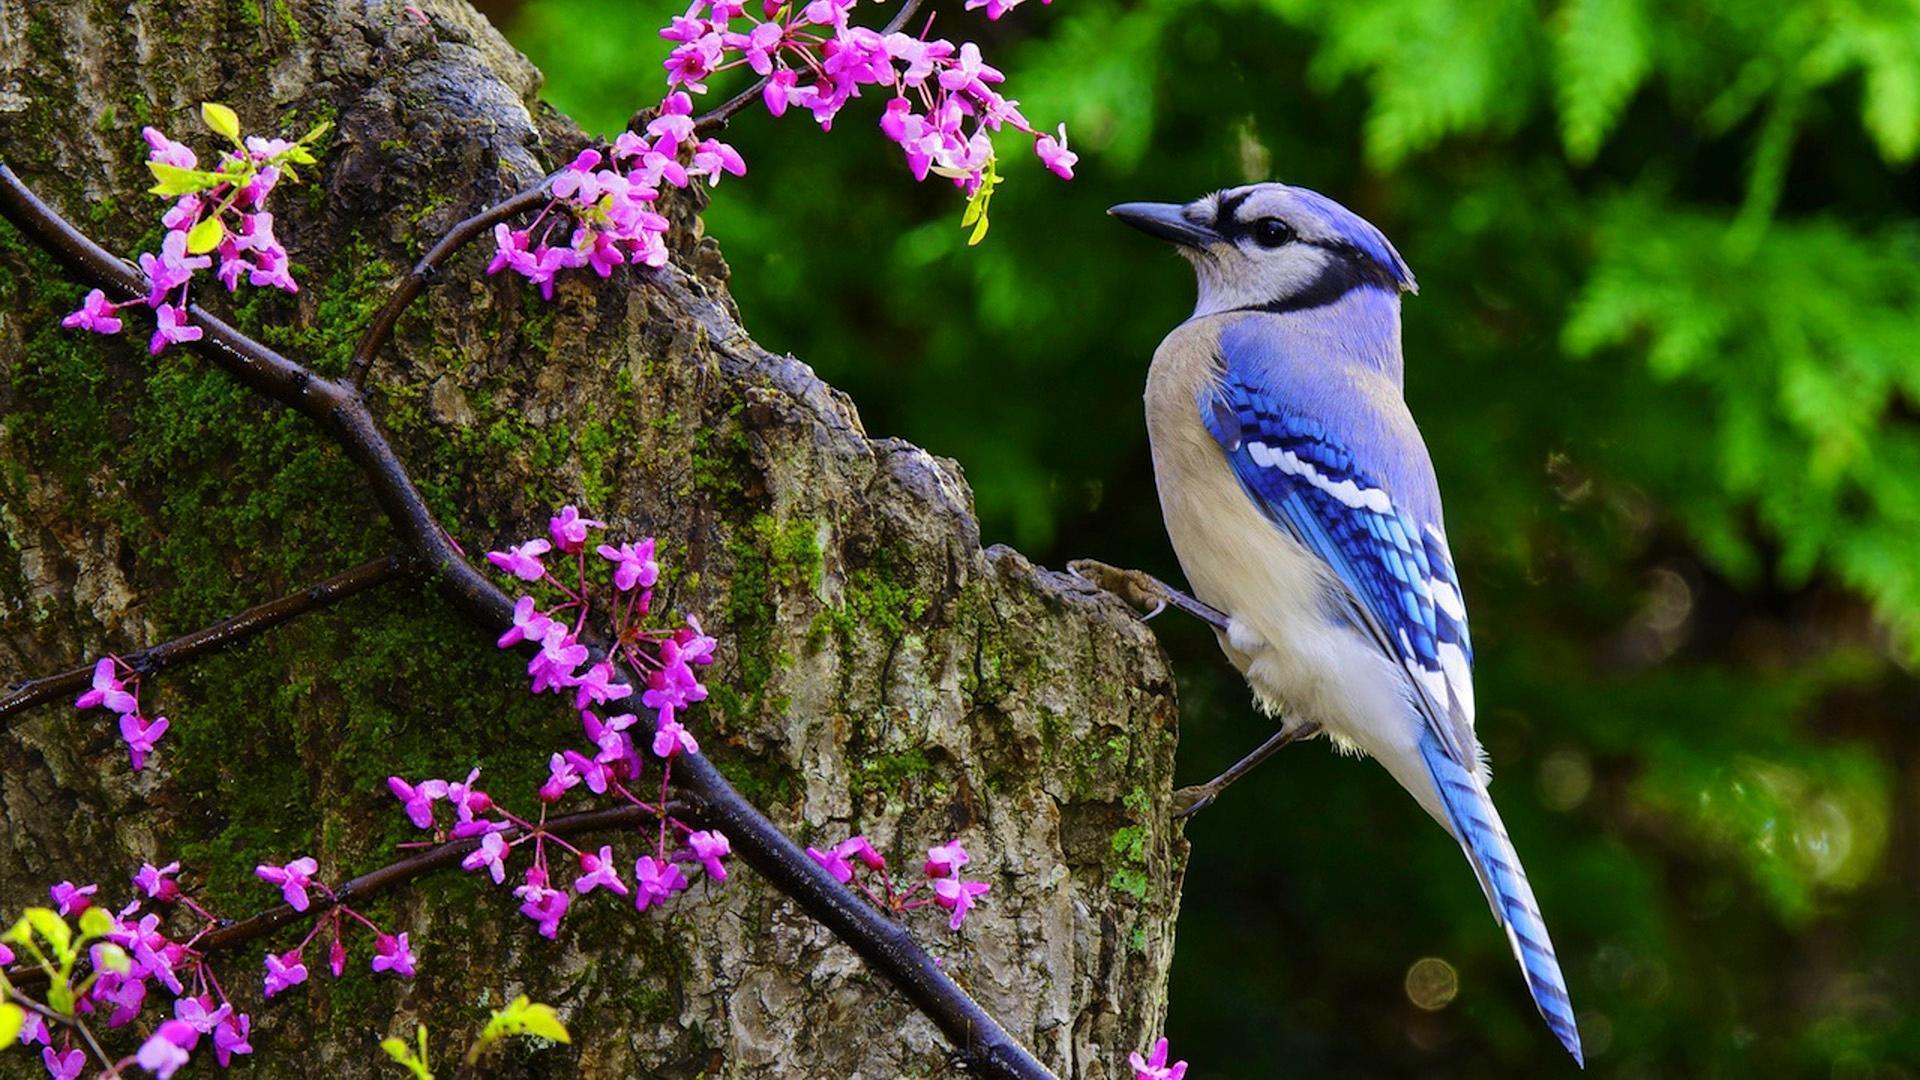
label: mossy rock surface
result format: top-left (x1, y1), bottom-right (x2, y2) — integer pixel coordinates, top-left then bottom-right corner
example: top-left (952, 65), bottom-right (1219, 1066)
top-left (0, 2), bottom-right (1185, 1075)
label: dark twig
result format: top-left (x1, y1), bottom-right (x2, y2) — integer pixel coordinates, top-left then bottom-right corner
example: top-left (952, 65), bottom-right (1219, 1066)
top-left (692, 0), bottom-right (930, 132)
top-left (344, 179), bottom-right (555, 389)
top-left (0, 553), bottom-right (415, 723)
top-left (0, 163), bottom-right (1055, 1080)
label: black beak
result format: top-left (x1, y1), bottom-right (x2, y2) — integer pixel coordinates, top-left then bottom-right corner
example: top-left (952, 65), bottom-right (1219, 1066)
top-left (1108, 201), bottom-right (1217, 248)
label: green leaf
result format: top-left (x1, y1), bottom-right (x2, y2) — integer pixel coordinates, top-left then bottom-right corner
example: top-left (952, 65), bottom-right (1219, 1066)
top-left (1554, 0), bottom-right (1650, 162)
top-left (186, 215), bottom-right (224, 255)
top-left (91, 943), bottom-right (130, 975)
top-left (302, 119), bottom-right (333, 144)
top-left (479, 995), bottom-right (570, 1047)
top-left (45, 981), bottom-right (73, 1016)
top-left (76, 906), bottom-right (112, 941)
top-left (202, 102), bottom-right (242, 143)
top-left (0, 1003), bottom-right (24, 1046)
top-left (22, 908), bottom-right (72, 964)
top-left (146, 161), bottom-right (220, 197)
top-left (381, 1027), bottom-right (433, 1080)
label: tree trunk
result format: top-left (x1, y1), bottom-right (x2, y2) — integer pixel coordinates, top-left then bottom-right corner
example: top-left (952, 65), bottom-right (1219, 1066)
top-left (0, 1), bottom-right (1184, 1076)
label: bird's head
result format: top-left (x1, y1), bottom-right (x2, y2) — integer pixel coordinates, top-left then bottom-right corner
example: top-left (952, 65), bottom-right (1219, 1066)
top-left (1110, 183), bottom-right (1415, 318)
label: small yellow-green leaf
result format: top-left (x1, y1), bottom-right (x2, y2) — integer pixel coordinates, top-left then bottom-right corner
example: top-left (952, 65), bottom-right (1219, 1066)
top-left (202, 102), bottom-right (242, 143)
top-left (302, 119), bottom-right (332, 144)
top-left (92, 943), bottom-right (131, 974)
top-left (380, 1038), bottom-right (412, 1064)
top-left (0, 1003), bottom-right (24, 1045)
top-left (146, 161), bottom-right (219, 197)
top-left (186, 216), bottom-right (224, 255)
top-left (76, 906), bottom-right (113, 940)
top-left (23, 909), bottom-right (72, 961)
top-left (46, 981), bottom-right (74, 1015)
top-left (967, 212), bottom-right (991, 246)
top-left (514, 1003), bottom-right (569, 1044)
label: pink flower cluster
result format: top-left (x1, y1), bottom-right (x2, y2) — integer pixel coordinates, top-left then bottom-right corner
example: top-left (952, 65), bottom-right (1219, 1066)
top-left (384, 508), bottom-right (733, 940)
top-left (5, 866), bottom-right (255, 1078)
top-left (61, 104), bottom-right (327, 355)
top-left (805, 834), bottom-right (992, 930)
top-left (490, 0), bottom-right (1076, 297)
top-left (74, 657), bottom-right (170, 772)
top-left (662, 0), bottom-right (1075, 189)
top-left (249, 856), bottom-right (415, 1001)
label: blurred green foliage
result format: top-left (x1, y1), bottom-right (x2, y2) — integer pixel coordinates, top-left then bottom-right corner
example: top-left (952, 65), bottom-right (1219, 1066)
top-left (494, 0), bottom-right (1919, 1073)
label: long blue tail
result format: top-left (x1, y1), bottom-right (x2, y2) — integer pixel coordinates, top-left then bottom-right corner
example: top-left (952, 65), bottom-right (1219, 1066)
top-left (1420, 734), bottom-right (1584, 1066)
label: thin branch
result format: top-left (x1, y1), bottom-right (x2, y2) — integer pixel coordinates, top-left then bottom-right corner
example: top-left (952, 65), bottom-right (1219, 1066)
top-left (0, 163), bottom-right (1055, 1080)
top-left (0, 553), bottom-right (415, 723)
top-left (5, 989), bottom-right (121, 1077)
top-left (345, 179), bottom-right (554, 390)
top-left (2, 804), bottom-right (676, 992)
top-left (691, 0), bottom-right (930, 132)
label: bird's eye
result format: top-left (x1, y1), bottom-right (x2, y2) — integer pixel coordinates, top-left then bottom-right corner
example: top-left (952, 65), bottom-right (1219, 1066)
top-left (1251, 217), bottom-right (1295, 248)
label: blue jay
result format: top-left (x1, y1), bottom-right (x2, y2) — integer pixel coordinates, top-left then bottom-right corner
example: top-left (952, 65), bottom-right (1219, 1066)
top-left (1111, 184), bottom-right (1582, 1065)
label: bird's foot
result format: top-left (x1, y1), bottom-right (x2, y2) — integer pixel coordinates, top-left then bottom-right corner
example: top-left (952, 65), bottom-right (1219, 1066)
top-left (1067, 559), bottom-right (1230, 632)
top-left (1170, 783), bottom-right (1220, 820)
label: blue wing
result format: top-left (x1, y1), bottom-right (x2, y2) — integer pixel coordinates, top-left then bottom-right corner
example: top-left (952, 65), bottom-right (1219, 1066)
top-left (1198, 370), bottom-right (1479, 769)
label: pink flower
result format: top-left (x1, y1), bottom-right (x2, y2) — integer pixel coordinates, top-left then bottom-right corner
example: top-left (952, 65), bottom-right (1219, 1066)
top-left (120, 712), bottom-right (170, 771)
top-left (42, 1047), bottom-right (86, 1080)
top-left (92, 970), bottom-right (146, 1027)
top-left (487, 225), bottom-right (535, 276)
top-left (135, 1022), bottom-right (193, 1079)
top-left (1129, 1037), bottom-right (1188, 1080)
top-left (62, 288), bottom-right (124, 335)
top-left (497, 595), bottom-right (556, 648)
top-left (17, 1010), bottom-right (47, 1045)
top-left (50, 880), bottom-right (97, 916)
top-left (931, 875), bottom-right (991, 930)
top-left (690, 138), bottom-right (746, 185)
top-left (263, 949), bottom-right (308, 998)
top-left (573, 660), bottom-right (634, 710)
top-left (530, 623), bottom-right (588, 693)
top-left (75, 658), bottom-right (137, 713)
top-left (329, 934), bottom-right (346, 977)
top-left (515, 868), bottom-right (569, 938)
top-left (149, 303), bottom-right (202, 355)
top-left (924, 839), bottom-right (971, 878)
top-left (371, 932), bottom-right (416, 978)
top-left (633, 855), bottom-right (687, 911)
top-left (548, 505), bottom-right (605, 553)
top-left (538, 752), bottom-right (582, 803)
top-left (596, 539), bottom-right (660, 592)
top-left (254, 856), bottom-right (319, 912)
top-left (686, 829), bottom-right (732, 882)
top-left (806, 835), bottom-right (882, 883)
top-left (652, 713), bottom-right (699, 759)
top-left (763, 68), bottom-right (801, 117)
top-left (462, 830), bottom-right (510, 884)
top-left (387, 775), bottom-right (448, 829)
top-left (133, 861), bottom-right (182, 902)
top-left (485, 538), bottom-right (551, 581)
top-left (173, 994), bottom-right (230, 1035)
top-left (446, 767), bottom-right (492, 821)
top-left (142, 126), bottom-right (197, 169)
top-left (213, 1014), bottom-right (253, 1067)
top-left (551, 148), bottom-right (605, 201)
top-left (1034, 123), bottom-right (1078, 180)
top-left (574, 845), bottom-right (630, 896)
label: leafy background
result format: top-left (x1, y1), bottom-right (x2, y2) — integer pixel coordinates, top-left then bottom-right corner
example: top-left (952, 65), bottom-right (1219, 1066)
top-left (478, 0), bottom-right (1920, 1074)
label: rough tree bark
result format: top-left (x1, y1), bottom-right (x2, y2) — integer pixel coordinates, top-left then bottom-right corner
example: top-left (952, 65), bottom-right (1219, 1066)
top-left (0, 1), bottom-right (1186, 1077)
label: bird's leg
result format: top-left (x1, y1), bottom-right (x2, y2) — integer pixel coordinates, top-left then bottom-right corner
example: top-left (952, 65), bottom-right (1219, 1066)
top-left (1066, 558), bottom-right (1231, 633)
top-left (1172, 721), bottom-right (1322, 819)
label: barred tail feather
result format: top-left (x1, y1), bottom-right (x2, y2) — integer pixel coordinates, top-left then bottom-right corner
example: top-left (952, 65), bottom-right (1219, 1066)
top-left (1420, 734), bottom-right (1584, 1066)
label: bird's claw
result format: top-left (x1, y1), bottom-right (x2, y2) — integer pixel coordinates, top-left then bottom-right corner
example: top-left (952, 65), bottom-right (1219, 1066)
top-left (1067, 558), bottom-right (1166, 618)
top-left (1170, 784), bottom-right (1218, 820)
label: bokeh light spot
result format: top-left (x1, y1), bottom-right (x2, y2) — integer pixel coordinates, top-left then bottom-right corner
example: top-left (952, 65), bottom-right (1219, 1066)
top-left (1405, 957), bottom-right (1459, 1011)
